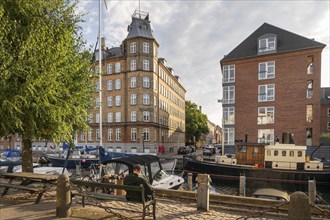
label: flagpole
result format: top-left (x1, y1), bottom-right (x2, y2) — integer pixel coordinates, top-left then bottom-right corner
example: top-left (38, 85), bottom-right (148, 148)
top-left (98, 0), bottom-right (103, 147)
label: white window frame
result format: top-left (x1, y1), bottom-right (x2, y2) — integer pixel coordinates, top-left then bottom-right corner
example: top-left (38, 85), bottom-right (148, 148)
top-left (115, 112), bottom-right (121, 122)
top-left (143, 77), bottom-right (150, 88)
top-left (223, 86), bottom-right (235, 104)
top-left (131, 111), bottom-right (137, 122)
top-left (96, 97), bottom-right (100, 106)
top-left (224, 128), bottom-right (235, 145)
top-left (307, 81), bottom-right (313, 99)
top-left (258, 129), bottom-right (274, 145)
top-left (115, 96), bottom-right (121, 106)
top-left (107, 112), bottom-right (113, 123)
top-left (130, 77), bottom-right (136, 88)
top-left (107, 64), bottom-right (112, 74)
top-left (88, 114), bottom-right (93, 123)
top-left (130, 42), bottom-right (136, 53)
top-left (115, 79), bottom-right (121, 90)
top-left (88, 129), bottom-right (93, 141)
top-left (130, 59), bottom-right (136, 71)
top-left (116, 128), bottom-right (121, 141)
top-left (143, 42), bottom-right (149, 53)
top-left (143, 59), bottom-right (149, 71)
top-left (258, 107), bottom-right (275, 124)
top-left (223, 107), bottom-right (235, 125)
top-left (96, 129), bottom-right (100, 141)
top-left (223, 65), bottom-right (235, 83)
top-left (131, 128), bottom-right (137, 141)
top-left (96, 113), bottom-right (100, 123)
top-left (107, 96), bottom-right (113, 107)
top-left (115, 62), bottom-right (121, 73)
top-left (258, 84), bottom-right (275, 102)
top-left (96, 82), bottom-right (100, 91)
top-left (108, 128), bottom-right (113, 141)
top-left (130, 94), bottom-right (137, 105)
top-left (107, 80), bottom-right (113, 91)
top-left (143, 128), bottom-right (150, 141)
top-left (143, 111), bottom-right (150, 122)
top-left (258, 35), bottom-right (276, 53)
top-left (80, 131), bottom-right (85, 141)
top-left (143, 94), bottom-right (150, 105)
top-left (258, 61), bottom-right (275, 80)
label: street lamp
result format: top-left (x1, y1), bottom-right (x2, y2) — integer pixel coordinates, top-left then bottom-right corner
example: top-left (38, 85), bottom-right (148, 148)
top-left (141, 132), bottom-right (145, 153)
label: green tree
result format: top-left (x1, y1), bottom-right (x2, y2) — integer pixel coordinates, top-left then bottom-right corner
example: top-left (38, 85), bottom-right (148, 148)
top-left (0, 0), bottom-right (93, 172)
top-left (185, 100), bottom-right (209, 143)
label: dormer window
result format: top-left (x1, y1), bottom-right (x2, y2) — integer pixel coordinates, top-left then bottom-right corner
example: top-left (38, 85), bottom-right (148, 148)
top-left (258, 34), bottom-right (277, 54)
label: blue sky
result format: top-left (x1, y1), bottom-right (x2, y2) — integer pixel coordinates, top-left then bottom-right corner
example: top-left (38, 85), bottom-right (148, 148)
top-left (76, 0), bottom-right (330, 125)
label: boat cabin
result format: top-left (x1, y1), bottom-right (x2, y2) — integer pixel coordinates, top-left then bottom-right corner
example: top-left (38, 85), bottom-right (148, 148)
top-left (236, 143), bottom-right (266, 166)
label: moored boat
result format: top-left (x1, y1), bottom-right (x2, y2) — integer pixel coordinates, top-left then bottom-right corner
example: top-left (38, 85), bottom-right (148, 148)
top-left (183, 134), bottom-right (330, 186)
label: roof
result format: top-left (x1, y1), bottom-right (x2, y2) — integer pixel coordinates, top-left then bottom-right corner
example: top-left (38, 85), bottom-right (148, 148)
top-left (221, 23), bottom-right (326, 62)
top-left (126, 12), bottom-right (154, 40)
top-left (94, 47), bottom-right (123, 61)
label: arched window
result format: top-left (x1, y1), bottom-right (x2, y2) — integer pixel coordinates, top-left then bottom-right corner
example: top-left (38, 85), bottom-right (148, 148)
top-left (298, 151), bottom-right (302, 157)
top-left (282, 151), bottom-right (286, 156)
top-left (274, 150), bottom-right (278, 156)
top-left (289, 151), bottom-right (294, 157)
top-left (307, 81), bottom-right (313, 99)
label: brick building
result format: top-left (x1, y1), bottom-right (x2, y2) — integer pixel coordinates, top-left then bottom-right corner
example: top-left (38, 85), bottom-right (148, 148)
top-left (77, 11), bottom-right (186, 153)
top-left (220, 23), bottom-right (326, 147)
top-left (320, 88), bottom-right (330, 135)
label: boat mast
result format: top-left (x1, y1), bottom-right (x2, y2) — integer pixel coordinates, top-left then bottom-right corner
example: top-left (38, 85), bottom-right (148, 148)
top-left (98, 0), bottom-right (103, 147)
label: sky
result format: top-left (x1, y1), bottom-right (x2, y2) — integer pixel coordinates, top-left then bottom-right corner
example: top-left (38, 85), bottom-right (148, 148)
top-left (76, 0), bottom-right (330, 126)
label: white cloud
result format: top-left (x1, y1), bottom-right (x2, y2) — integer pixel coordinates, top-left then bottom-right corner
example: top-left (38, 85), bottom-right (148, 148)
top-left (76, 0), bottom-right (330, 125)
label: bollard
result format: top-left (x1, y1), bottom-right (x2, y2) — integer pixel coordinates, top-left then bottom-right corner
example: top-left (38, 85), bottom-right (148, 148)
top-left (188, 173), bottom-right (193, 191)
top-left (196, 174), bottom-right (211, 211)
top-left (308, 179), bottom-right (316, 204)
top-left (239, 175), bottom-right (246, 196)
top-left (288, 191), bottom-right (311, 220)
top-left (56, 174), bottom-right (71, 218)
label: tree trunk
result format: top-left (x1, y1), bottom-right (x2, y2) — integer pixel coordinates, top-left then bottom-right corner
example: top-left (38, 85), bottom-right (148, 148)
top-left (22, 138), bottom-right (33, 172)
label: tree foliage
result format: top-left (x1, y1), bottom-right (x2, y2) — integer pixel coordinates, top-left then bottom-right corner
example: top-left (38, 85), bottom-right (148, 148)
top-left (185, 100), bottom-right (209, 142)
top-left (0, 0), bottom-right (93, 171)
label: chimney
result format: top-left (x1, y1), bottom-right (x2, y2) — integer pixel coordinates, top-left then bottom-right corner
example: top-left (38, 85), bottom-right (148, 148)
top-left (101, 37), bottom-right (106, 50)
top-left (199, 106), bottom-right (202, 112)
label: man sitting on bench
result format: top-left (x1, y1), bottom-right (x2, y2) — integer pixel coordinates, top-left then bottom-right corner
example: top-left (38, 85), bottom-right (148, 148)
top-left (124, 164), bottom-right (154, 202)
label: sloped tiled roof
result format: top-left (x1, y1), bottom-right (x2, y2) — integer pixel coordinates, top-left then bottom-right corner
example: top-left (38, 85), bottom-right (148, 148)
top-left (126, 16), bottom-right (155, 40)
top-left (221, 23), bottom-right (326, 62)
top-left (94, 47), bottom-right (123, 61)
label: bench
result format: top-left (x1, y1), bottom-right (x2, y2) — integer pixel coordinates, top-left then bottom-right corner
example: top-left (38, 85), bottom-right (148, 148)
top-left (0, 182), bottom-right (40, 195)
top-left (71, 179), bottom-right (156, 220)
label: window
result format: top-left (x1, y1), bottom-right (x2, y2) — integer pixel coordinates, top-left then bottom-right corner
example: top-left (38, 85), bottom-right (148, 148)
top-left (258, 107), bottom-right (274, 124)
top-left (116, 128), bottom-right (121, 141)
top-left (131, 128), bottom-right (137, 141)
top-left (258, 84), bottom-right (275, 102)
top-left (267, 150), bottom-right (271, 156)
top-left (115, 62), bottom-right (121, 73)
top-left (107, 80), bottom-right (113, 91)
top-left (130, 42), bottom-right (136, 53)
top-left (115, 112), bottom-right (121, 122)
top-left (143, 59), bottom-right (149, 71)
top-left (289, 151), bottom-right (294, 157)
top-left (96, 82), bottom-right (100, 90)
top-left (96, 129), bottom-right (100, 141)
top-left (107, 112), bottom-right (113, 122)
top-left (224, 128), bottom-right (235, 145)
top-left (107, 96), bottom-right (113, 107)
top-left (130, 77), bottom-right (137, 88)
top-left (143, 94), bottom-right (150, 105)
top-left (258, 34), bottom-right (276, 53)
top-left (258, 129), bottom-right (274, 145)
top-left (130, 59), bottom-right (136, 71)
top-left (223, 65), bottom-right (235, 83)
top-left (143, 128), bottom-right (150, 141)
top-left (274, 150), bottom-right (278, 156)
top-left (130, 94), bottom-right (137, 105)
top-left (88, 129), bottom-right (93, 141)
top-left (143, 42), bottom-right (149, 53)
top-left (96, 113), bottom-right (100, 123)
top-left (96, 97), bottom-right (100, 106)
top-left (258, 61), bottom-right (275, 80)
top-left (282, 151), bottom-right (286, 156)
top-left (307, 56), bottom-right (314, 74)
top-left (154, 96), bottom-right (157, 107)
top-left (223, 107), bottom-right (235, 125)
top-left (80, 131), bottom-right (85, 141)
top-left (88, 114), bottom-right (93, 123)
top-left (143, 111), bottom-right (150, 122)
top-left (131, 111), bottom-right (137, 122)
top-left (223, 86), bottom-right (235, 104)
top-left (143, 77), bottom-right (150, 88)
top-left (307, 81), bottom-right (313, 99)
top-left (306, 105), bottom-right (313, 122)
top-left (297, 151), bottom-right (302, 157)
top-left (115, 79), bottom-right (121, 90)
top-left (115, 96), bottom-right (121, 106)
top-left (108, 129), bottom-right (113, 141)
top-left (107, 64), bottom-right (112, 74)
top-left (328, 108), bottom-right (330, 117)
top-left (328, 122), bottom-right (330, 130)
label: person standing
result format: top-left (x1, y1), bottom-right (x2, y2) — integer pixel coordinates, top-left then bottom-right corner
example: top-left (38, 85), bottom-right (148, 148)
top-left (123, 164), bottom-right (154, 202)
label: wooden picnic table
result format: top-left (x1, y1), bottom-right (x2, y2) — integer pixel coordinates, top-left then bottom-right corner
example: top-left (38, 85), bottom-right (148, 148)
top-left (0, 172), bottom-right (58, 203)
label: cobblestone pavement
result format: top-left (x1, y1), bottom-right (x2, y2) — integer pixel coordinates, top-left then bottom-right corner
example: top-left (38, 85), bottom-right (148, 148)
top-left (0, 192), bottom-right (285, 220)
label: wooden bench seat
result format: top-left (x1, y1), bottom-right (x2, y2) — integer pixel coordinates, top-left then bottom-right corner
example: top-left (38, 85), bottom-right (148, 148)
top-left (0, 182), bottom-right (40, 194)
top-left (71, 179), bottom-right (156, 220)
